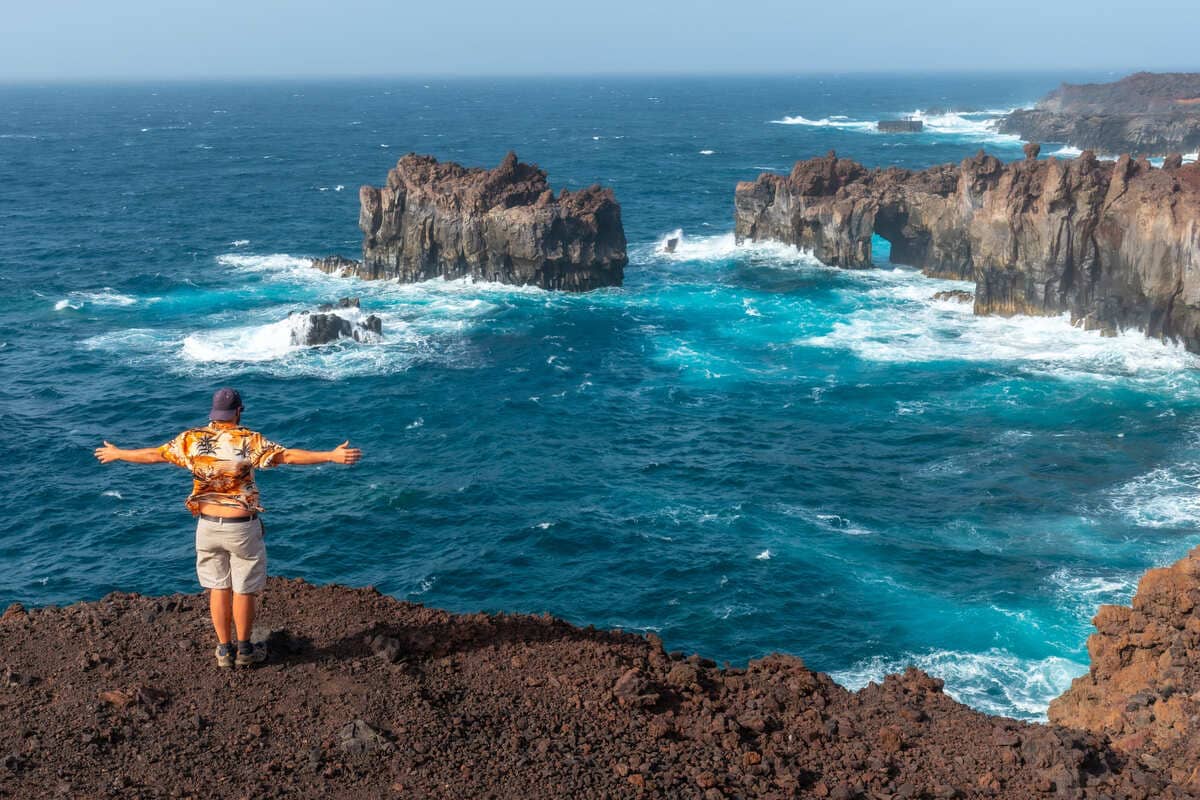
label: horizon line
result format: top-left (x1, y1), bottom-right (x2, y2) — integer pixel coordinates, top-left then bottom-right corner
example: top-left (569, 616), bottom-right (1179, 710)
top-left (2, 66), bottom-right (1195, 88)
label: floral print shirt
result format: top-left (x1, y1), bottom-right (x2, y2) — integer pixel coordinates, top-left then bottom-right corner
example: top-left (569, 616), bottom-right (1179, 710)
top-left (159, 422), bottom-right (286, 514)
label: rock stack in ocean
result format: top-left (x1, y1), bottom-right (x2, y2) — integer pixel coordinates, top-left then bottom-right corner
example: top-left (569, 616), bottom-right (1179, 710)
top-left (997, 72), bottom-right (1200, 157)
top-left (734, 149), bottom-right (1200, 352)
top-left (312, 152), bottom-right (627, 291)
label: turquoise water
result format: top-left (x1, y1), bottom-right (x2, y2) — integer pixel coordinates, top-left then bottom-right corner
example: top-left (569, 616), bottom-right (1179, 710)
top-left (3, 75), bottom-right (1199, 720)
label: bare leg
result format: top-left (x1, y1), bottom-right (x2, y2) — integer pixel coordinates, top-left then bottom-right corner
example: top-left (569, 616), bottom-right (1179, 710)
top-left (209, 588), bottom-right (233, 644)
top-left (233, 592), bottom-right (256, 643)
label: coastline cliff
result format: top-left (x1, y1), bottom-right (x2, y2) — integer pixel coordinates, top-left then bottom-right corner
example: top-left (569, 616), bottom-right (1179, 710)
top-left (313, 152), bottom-right (628, 291)
top-left (998, 73), bottom-right (1200, 157)
top-left (734, 149), bottom-right (1200, 352)
top-left (4, 548), bottom-right (1200, 798)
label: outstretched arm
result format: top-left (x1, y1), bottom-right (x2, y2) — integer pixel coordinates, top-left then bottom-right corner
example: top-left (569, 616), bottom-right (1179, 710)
top-left (279, 440), bottom-right (362, 466)
top-left (94, 441), bottom-right (167, 465)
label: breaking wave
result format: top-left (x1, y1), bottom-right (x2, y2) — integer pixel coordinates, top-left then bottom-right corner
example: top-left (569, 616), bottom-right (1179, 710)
top-left (800, 268), bottom-right (1199, 380)
top-left (832, 648), bottom-right (1085, 720)
top-left (769, 108), bottom-right (1022, 146)
top-left (181, 305), bottom-right (382, 363)
top-left (54, 290), bottom-right (140, 311)
top-left (640, 231), bottom-right (825, 266)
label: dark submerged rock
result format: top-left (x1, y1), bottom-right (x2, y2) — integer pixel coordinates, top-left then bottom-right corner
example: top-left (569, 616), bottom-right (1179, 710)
top-left (289, 297), bottom-right (383, 346)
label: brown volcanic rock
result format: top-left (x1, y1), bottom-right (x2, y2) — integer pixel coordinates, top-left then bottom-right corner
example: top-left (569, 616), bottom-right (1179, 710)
top-left (314, 151), bottom-right (627, 291)
top-left (1050, 545), bottom-right (1200, 791)
top-left (735, 150), bottom-right (1200, 352)
top-left (4, 575), bottom-right (1200, 798)
top-left (998, 72), bottom-right (1200, 157)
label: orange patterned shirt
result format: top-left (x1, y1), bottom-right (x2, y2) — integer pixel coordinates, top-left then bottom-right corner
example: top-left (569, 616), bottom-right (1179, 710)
top-left (159, 423), bottom-right (286, 514)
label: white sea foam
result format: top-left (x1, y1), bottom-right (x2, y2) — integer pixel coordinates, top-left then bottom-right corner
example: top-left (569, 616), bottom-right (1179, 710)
top-left (800, 268), bottom-right (1200, 379)
top-left (181, 306), bottom-right (383, 363)
top-left (699, 149), bottom-right (715, 155)
top-left (1047, 568), bottom-right (1137, 614)
top-left (102, 490), bottom-right (124, 500)
top-left (770, 108), bottom-right (1021, 146)
top-left (832, 648), bottom-right (1085, 720)
top-left (905, 108), bottom-right (1022, 145)
top-left (230, 239), bottom-right (250, 247)
top-left (774, 503), bottom-right (874, 536)
top-left (217, 253), bottom-right (551, 302)
top-left (1050, 145), bottom-right (1084, 158)
top-left (54, 290), bottom-right (138, 310)
top-left (1105, 463), bottom-right (1200, 528)
top-left (1149, 152), bottom-right (1200, 167)
top-left (769, 115), bottom-right (877, 131)
top-left (216, 253), bottom-right (325, 283)
top-left (645, 231), bottom-right (824, 266)
top-left (755, 549), bottom-right (772, 560)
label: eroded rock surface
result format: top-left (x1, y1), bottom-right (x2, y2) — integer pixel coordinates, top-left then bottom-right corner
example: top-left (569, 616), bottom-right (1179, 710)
top-left (998, 72), bottom-right (1200, 157)
top-left (735, 150), bottom-right (1200, 351)
top-left (313, 152), bottom-right (627, 291)
top-left (1050, 545), bottom-right (1200, 791)
top-left (4, 565), bottom-right (1200, 798)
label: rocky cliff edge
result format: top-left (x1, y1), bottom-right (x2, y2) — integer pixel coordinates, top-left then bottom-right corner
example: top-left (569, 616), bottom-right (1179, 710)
top-left (3, 545), bottom-right (1200, 798)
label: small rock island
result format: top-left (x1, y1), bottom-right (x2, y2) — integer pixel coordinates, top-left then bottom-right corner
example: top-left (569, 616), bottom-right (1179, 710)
top-left (313, 152), bottom-right (628, 291)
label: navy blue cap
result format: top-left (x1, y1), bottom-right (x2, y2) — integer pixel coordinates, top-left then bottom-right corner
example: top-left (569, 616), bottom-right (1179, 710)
top-left (209, 387), bottom-right (243, 421)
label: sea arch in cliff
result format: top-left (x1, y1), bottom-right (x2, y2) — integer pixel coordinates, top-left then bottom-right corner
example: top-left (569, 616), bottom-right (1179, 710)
top-left (735, 148), bottom-right (1200, 351)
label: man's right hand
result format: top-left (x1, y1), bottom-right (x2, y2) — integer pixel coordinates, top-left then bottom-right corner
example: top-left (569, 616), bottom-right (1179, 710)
top-left (331, 441), bottom-right (362, 465)
top-left (94, 441), bottom-right (121, 464)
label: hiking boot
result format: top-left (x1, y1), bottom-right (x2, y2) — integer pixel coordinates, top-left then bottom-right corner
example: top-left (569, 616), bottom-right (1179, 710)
top-left (235, 642), bottom-right (268, 667)
top-left (215, 645), bottom-right (235, 669)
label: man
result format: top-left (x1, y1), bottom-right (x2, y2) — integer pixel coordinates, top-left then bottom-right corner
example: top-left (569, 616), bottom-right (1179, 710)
top-left (94, 387), bottom-right (362, 668)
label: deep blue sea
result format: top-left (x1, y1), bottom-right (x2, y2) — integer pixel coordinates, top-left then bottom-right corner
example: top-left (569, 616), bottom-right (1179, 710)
top-left (4, 74), bottom-right (1199, 720)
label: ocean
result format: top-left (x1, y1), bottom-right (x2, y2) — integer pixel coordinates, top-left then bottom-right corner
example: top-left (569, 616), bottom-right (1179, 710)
top-left (3, 73), bottom-right (1198, 721)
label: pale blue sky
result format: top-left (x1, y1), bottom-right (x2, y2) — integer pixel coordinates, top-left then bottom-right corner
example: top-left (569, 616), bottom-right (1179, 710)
top-left (5, 0), bottom-right (1199, 81)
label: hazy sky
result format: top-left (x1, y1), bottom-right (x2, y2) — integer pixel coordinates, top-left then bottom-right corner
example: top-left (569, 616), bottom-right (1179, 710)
top-left (6, 0), bottom-right (1199, 81)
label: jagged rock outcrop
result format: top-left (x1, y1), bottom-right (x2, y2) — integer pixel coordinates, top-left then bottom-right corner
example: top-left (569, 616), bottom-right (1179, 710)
top-left (1050, 545), bottom-right (1200, 792)
top-left (5, 573), bottom-right (1200, 799)
top-left (998, 72), bottom-right (1200, 157)
top-left (735, 149), bottom-right (1200, 351)
top-left (311, 255), bottom-right (361, 276)
top-left (313, 152), bottom-right (627, 291)
top-left (289, 297), bottom-right (382, 346)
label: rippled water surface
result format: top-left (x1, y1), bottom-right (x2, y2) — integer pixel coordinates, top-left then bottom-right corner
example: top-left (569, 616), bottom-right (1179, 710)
top-left (4, 75), bottom-right (1199, 719)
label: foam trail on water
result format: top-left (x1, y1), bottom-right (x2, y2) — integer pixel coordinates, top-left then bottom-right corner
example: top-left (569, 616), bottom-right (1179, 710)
top-left (769, 115), bottom-right (877, 132)
top-left (217, 252), bottom-right (553, 300)
top-left (769, 108), bottom-right (1022, 146)
top-left (832, 649), bottom-right (1085, 720)
top-left (1047, 568), bottom-right (1138, 619)
top-left (54, 290), bottom-right (139, 310)
top-left (1105, 461), bottom-right (1200, 529)
top-left (638, 233), bottom-right (826, 266)
top-left (800, 268), bottom-right (1200, 381)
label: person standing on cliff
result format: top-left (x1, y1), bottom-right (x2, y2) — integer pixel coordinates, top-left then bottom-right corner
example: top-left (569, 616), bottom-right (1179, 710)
top-left (93, 388), bottom-right (362, 668)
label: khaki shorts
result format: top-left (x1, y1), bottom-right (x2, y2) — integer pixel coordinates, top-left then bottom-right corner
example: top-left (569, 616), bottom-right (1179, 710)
top-left (195, 517), bottom-right (267, 594)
